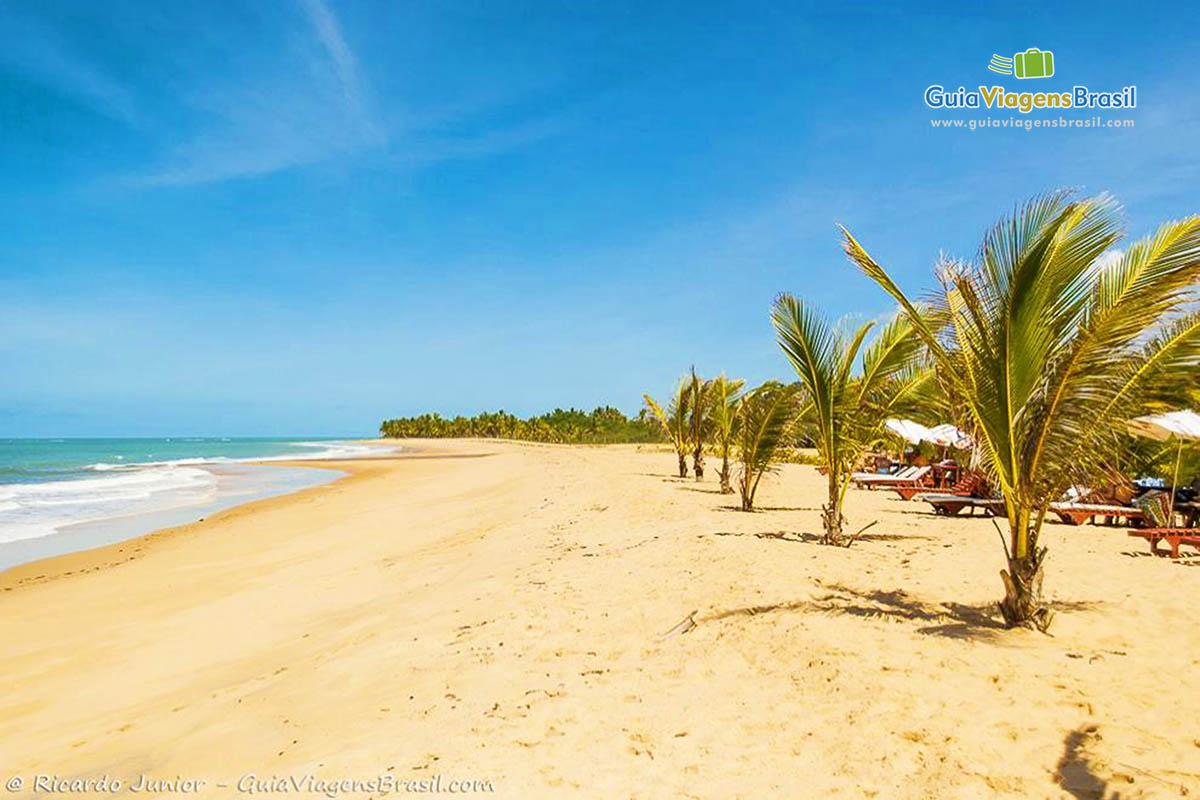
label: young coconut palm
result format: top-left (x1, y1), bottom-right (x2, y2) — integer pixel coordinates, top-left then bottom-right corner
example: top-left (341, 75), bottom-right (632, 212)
top-left (734, 381), bottom-right (801, 511)
top-left (687, 367), bottom-right (712, 480)
top-left (842, 191), bottom-right (1200, 630)
top-left (772, 299), bottom-right (928, 546)
top-left (644, 376), bottom-right (693, 477)
top-left (708, 375), bottom-right (747, 493)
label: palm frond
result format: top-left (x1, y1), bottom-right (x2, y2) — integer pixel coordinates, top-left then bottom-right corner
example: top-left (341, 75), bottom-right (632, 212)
top-left (734, 381), bottom-right (800, 510)
top-left (844, 192), bottom-right (1200, 573)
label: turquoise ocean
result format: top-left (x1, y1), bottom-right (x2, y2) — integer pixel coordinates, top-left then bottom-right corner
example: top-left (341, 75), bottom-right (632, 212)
top-left (0, 438), bottom-right (388, 570)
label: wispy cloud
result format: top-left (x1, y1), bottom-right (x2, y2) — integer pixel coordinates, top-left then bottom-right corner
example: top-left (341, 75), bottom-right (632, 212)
top-left (135, 0), bottom-right (386, 187)
top-left (0, 8), bottom-right (142, 127)
top-left (395, 114), bottom-right (570, 168)
top-left (297, 0), bottom-right (383, 141)
top-left (131, 0), bottom-right (559, 187)
top-left (5, 1), bottom-right (566, 189)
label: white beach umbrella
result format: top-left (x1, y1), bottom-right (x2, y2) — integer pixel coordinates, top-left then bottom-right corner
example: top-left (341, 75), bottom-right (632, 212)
top-left (884, 418), bottom-right (933, 444)
top-left (1126, 409), bottom-right (1200, 518)
top-left (926, 423), bottom-right (972, 450)
top-left (1126, 410), bottom-right (1200, 442)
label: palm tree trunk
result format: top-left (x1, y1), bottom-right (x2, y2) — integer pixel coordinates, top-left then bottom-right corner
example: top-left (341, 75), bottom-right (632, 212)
top-left (677, 451), bottom-right (688, 478)
top-left (998, 514), bottom-right (1053, 631)
top-left (738, 463), bottom-right (757, 510)
top-left (822, 469), bottom-right (844, 545)
top-left (718, 453), bottom-right (733, 493)
top-left (692, 446), bottom-right (704, 480)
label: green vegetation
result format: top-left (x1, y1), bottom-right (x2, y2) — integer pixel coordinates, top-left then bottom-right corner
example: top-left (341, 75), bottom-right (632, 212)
top-left (644, 377), bottom-right (693, 477)
top-left (772, 299), bottom-right (929, 545)
top-left (646, 371), bottom-right (805, 504)
top-left (732, 381), bottom-right (801, 511)
top-left (687, 368), bottom-right (710, 481)
top-left (844, 192), bottom-right (1200, 629)
top-left (707, 375), bottom-right (746, 493)
top-left (379, 407), bottom-right (662, 444)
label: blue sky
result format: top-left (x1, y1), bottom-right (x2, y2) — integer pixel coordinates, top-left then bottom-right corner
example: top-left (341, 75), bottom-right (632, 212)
top-left (2, 1), bottom-right (1197, 436)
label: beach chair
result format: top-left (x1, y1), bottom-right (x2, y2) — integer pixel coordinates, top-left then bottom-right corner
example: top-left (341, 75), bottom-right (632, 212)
top-left (879, 466), bottom-right (937, 499)
top-left (1123, 490), bottom-right (1196, 555)
top-left (894, 470), bottom-right (985, 502)
top-left (918, 494), bottom-right (1002, 517)
top-left (1049, 502), bottom-right (1145, 527)
top-left (1045, 477), bottom-right (1150, 526)
top-left (846, 454), bottom-right (895, 480)
top-left (1128, 529), bottom-right (1200, 558)
top-left (853, 466), bottom-right (931, 491)
top-left (851, 465), bottom-right (917, 488)
top-left (891, 476), bottom-right (939, 501)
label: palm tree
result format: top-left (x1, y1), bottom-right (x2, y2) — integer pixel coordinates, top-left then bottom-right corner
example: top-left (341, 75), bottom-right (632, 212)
top-left (842, 191), bottom-right (1200, 629)
top-left (687, 367), bottom-right (711, 480)
top-left (708, 375), bottom-right (746, 493)
top-left (772, 298), bottom-right (928, 545)
top-left (734, 381), bottom-right (801, 510)
top-left (645, 376), bottom-right (693, 477)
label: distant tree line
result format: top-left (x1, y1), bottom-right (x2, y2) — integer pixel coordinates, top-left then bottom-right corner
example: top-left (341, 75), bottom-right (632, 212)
top-left (379, 407), bottom-right (663, 444)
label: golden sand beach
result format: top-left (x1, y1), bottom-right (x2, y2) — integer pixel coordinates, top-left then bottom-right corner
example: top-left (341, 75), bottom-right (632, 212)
top-left (2, 440), bottom-right (1197, 797)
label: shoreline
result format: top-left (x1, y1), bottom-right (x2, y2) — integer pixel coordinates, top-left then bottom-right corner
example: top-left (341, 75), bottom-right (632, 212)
top-left (0, 440), bottom-right (499, 591)
top-left (0, 439), bottom-right (403, 578)
top-left (0, 441), bottom-right (403, 592)
top-left (0, 459), bottom-right (355, 592)
top-left (1, 440), bottom-right (1196, 796)
top-left (0, 463), bottom-right (345, 575)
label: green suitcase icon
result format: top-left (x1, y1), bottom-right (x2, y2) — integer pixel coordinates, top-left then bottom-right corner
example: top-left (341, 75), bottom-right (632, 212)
top-left (1013, 48), bottom-right (1054, 79)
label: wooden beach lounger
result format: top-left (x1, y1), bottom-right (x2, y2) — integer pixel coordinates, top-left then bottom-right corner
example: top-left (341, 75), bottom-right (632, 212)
top-left (851, 465), bottom-right (917, 486)
top-left (892, 483), bottom-right (936, 501)
top-left (883, 466), bottom-right (936, 499)
top-left (1128, 529), bottom-right (1200, 558)
top-left (893, 470), bottom-right (984, 502)
top-left (917, 494), bottom-right (1003, 517)
top-left (1049, 502), bottom-right (1145, 527)
top-left (852, 466), bottom-right (931, 491)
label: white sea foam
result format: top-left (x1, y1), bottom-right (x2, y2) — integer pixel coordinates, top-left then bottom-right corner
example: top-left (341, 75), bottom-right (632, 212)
top-left (0, 465), bottom-right (217, 544)
top-left (280, 441), bottom-right (391, 460)
top-left (82, 440), bottom-right (390, 472)
top-left (0, 441), bottom-right (390, 546)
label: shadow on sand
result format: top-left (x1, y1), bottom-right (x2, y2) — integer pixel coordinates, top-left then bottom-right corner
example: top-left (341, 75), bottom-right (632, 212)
top-left (632, 471), bottom-right (695, 483)
top-left (1119, 548), bottom-right (1200, 563)
top-left (1056, 726), bottom-right (1116, 799)
top-left (708, 529), bottom-right (934, 543)
top-left (703, 583), bottom-right (1009, 640)
top-left (706, 580), bottom-right (1106, 641)
top-left (680, 486), bottom-right (729, 496)
top-left (714, 505), bottom-right (822, 513)
top-left (703, 583), bottom-right (1101, 640)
